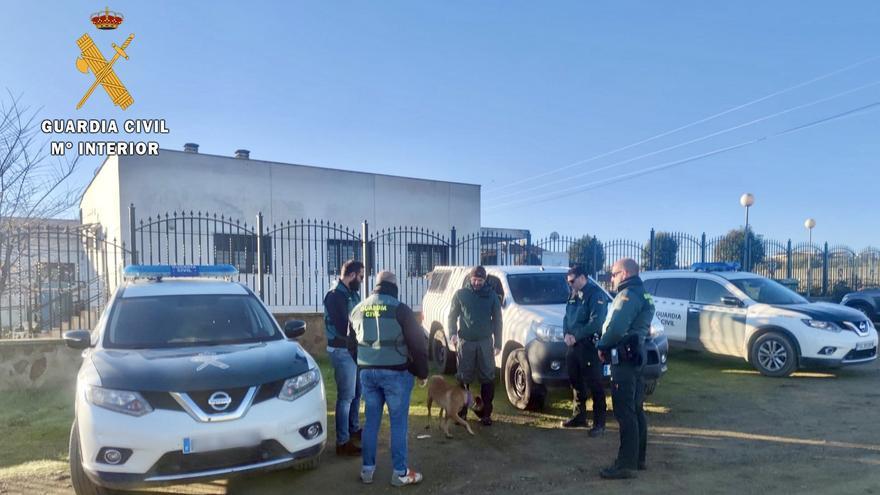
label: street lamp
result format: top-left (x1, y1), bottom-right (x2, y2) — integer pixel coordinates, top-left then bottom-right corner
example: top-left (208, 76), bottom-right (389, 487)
top-left (805, 218), bottom-right (816, 298)
top-left (740, 193), bottom-right (755, 271)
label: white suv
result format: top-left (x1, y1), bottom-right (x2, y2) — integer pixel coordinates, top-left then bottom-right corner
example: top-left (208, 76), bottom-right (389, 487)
top-left (64, 265), bottom-right (326, 494)
top-left (642, 263), bottom-right (878, 377)
top-left (422, 266), bottom-right (668, 410)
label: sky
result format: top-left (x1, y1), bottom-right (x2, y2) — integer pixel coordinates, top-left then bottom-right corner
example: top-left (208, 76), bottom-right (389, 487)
top-left (2, 1), bottom-right (878, 248)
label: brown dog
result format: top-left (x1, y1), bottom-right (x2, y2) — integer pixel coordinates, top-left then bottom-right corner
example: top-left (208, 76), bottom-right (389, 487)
top-left (425, 375), bottom-right (475, 438)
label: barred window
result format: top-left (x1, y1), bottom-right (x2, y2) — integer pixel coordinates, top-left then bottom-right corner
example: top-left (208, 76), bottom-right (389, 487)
top-left (213, 234), bottom-right (271, 274)
top-left (407, 244), bottom-right (448, 277)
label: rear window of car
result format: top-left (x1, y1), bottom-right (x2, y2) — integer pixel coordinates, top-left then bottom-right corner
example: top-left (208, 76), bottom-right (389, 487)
top-left (428, 271), bottom-right (450, 292)
top-left (654, 278), bottom-right (696, 301)
top-left (105, 294), bottom-right (282, 349)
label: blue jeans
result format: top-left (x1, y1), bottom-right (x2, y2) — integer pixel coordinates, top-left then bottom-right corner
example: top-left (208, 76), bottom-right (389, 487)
top-left (329, 347), bottom-right (361, 444)
top-left (360, 369), bottom-right (414, 475)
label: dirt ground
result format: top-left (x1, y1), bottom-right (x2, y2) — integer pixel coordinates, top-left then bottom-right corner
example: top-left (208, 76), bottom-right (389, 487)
top-left (3, 349), bottom-right (880, 494)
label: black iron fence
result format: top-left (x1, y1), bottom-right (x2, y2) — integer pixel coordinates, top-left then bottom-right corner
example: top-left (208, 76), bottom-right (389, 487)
top-left (2, 206), bottom-right (878, 338)
top-left (0, 224), bottom-right (131, 338)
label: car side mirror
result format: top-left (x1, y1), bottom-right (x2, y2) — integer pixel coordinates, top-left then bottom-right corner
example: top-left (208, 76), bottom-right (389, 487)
top-left (720, 296), bottom-right (743, 307)
top-left (63, 329), bottom-right (92, 350)
top-left (284, 320), bottom-right (307, 340)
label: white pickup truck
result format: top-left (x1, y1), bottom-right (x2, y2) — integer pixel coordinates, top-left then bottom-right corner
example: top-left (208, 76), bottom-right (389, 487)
top-left (422, 266), bottom-right (669, 410)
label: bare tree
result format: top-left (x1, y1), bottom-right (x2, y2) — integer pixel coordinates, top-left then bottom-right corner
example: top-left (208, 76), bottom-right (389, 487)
top-left (0, 92), bottom-right (82, 300)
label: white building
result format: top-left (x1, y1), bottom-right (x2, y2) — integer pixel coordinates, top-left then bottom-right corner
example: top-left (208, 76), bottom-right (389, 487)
top-left (79, 145), bottom-right (481, 310)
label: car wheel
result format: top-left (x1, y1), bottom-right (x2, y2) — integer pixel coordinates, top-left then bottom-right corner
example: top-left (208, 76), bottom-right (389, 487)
top-left (504, 349), bottom-right (547, 411)
top-left (430, 328), bottom-right (457, 375)
top-left (70, 421), bottom-right (120, 495)
top-left (750, 332), bottom-right (797, 377)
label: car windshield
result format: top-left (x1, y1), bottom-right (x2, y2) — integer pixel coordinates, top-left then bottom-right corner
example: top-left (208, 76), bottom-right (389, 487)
top-left (507, 273), bottom-right (604, 305)
top-left (105, 294), bottom-right (282, 349)
top-left (730, 278), bottom-right (808, 305)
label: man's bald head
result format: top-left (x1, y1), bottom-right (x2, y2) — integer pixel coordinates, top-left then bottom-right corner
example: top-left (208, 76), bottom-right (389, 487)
top-left (611, 258), bottom-right (639, 291)
top-left (614, 258), bottom-right (639, 277)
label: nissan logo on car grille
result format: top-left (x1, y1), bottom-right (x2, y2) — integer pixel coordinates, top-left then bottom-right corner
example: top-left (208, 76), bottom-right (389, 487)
top-left (208, 391), bottom-right (232, 412)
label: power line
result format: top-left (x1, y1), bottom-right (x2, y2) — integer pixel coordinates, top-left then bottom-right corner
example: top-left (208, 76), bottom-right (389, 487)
top-left (483, 55), bottom-right (880, 196)
top-left (483, 101), bottom-right (880, 212)
top-left (485, 80), bottom-right (880, 204)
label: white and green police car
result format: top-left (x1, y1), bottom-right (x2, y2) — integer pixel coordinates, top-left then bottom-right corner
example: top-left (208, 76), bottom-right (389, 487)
top-left (65, 265), bottom-right (326, 494)
top-left (642, 263), bottom-right (878, 376)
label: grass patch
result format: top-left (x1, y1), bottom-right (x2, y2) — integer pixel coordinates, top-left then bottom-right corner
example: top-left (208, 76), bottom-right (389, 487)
top-left (0, 387), bottom-right (75, 469)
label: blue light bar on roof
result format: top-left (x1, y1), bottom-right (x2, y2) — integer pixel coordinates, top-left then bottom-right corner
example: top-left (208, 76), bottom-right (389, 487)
top-left (691, 262), bottom-right (741, 272)
top-left (123, 264), bottom-right (238, 279)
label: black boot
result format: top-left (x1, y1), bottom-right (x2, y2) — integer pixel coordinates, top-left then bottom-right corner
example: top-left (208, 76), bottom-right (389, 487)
top-left (479, 382), bottom-right (495, 425)
top-left (562, 402), bottom-right (588, 428)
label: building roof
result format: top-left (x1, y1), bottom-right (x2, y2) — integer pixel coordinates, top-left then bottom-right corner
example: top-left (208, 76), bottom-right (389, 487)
top-left (84, 148), bottom-right (480, 201)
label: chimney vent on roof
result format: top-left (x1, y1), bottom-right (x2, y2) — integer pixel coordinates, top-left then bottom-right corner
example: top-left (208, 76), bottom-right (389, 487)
top-left (234, 149), bottom-right (250, 159)
top-left (183, 143), bottom-right (199, 153)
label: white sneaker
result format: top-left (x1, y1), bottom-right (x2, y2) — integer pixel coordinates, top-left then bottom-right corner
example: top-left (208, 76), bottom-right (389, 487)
top-left (391, 468), bottom-right (423, 487)
top-left (360, 469), bottom-right (375, 484)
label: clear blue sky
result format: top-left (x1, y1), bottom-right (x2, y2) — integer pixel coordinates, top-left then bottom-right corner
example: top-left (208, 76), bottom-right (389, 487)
top-left (3, 1), bottom-right (878, 248)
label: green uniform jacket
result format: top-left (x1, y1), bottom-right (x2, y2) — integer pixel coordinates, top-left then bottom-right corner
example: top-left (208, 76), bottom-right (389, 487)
top-left (563, 282), bottom-right (608, 343)
top-left (597, 276), bottom-right (655, 350)
top-left (448, 282), bottom-right (502, 349)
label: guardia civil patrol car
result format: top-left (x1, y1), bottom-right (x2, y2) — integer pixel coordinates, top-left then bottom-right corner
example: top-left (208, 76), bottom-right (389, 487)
top-left (65, 265), bottom-right (326, 494)
top-left (642, 263), bottom-right (878, 377)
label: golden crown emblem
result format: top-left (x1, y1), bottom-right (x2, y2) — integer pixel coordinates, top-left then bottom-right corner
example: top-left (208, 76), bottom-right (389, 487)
top-left (91, 7), bottom-right (124, 30)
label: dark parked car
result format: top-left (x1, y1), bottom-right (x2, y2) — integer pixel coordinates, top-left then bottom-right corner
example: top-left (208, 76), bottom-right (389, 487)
top-left (841, 288), bottom-right (880, 322)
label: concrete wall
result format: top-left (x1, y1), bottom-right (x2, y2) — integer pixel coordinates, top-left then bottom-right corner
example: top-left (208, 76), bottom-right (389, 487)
top-left (82, 149), bottom-right (481, 244)
top-left (0, 340), bottom-right (82, 391)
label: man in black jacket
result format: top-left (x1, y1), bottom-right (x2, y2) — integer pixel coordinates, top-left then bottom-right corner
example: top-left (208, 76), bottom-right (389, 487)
top-left (351, 271), bottom-right (429, 487)
top-left (323, 260), bottom-right (364, 456)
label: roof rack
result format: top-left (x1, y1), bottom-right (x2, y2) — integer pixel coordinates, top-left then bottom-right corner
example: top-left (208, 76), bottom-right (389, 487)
top-left (691, 262), bottom-right (741, 272)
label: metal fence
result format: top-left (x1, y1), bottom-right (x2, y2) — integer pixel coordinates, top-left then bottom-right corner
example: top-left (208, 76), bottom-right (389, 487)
top-left (3, 207), bottom-right (879, 338)
top-left (0, 225), bottom-right (131, 338)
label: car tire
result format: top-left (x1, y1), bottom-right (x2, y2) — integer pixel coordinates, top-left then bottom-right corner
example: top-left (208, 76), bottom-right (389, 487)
top-left (750, 332), bottom-right (798, 377)
top-left (504, 349), bottom-right (547, 411)
top-left (430, 328), bottom-right (457, 375)
top-left (70, 421), bottom-right (119, 495)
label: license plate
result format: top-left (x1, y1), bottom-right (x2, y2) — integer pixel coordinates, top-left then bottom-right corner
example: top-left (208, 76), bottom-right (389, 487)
top-left (855, 342), bottom-right (874, 351)
top-left (183, 430), bottom-right (260, 454)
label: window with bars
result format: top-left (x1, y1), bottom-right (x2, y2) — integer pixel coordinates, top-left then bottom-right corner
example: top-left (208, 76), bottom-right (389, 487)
top-left (213, 234), bottom-right (271, 274)
top-left (327, 240), bottom-right (374, 276)
top-left (407, 244), bottom-right (449, 277)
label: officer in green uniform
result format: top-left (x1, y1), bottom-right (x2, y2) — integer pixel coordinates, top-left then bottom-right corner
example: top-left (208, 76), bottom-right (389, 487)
top-left (561, 264), bottom-right (608, 436)
top-left (597, 258), bottom-right (655, 480)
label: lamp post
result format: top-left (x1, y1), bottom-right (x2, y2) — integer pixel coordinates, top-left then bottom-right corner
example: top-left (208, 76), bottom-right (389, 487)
top-left (740, 193), bottom-right (755, 271)
top-left (805, 218), bottom-right (816, 298)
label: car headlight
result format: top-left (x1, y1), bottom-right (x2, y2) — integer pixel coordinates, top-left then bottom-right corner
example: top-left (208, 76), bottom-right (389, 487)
top-left (278, 369), bottom-right (321, 401)
top-left (85, 386), bottom-right (153, 417)
top-left (534, 322), bottom-right (565, 343)
top-left (802, 319), bottom-right (841, 332)
top-left (649, 320), bottom-right (665, 338)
